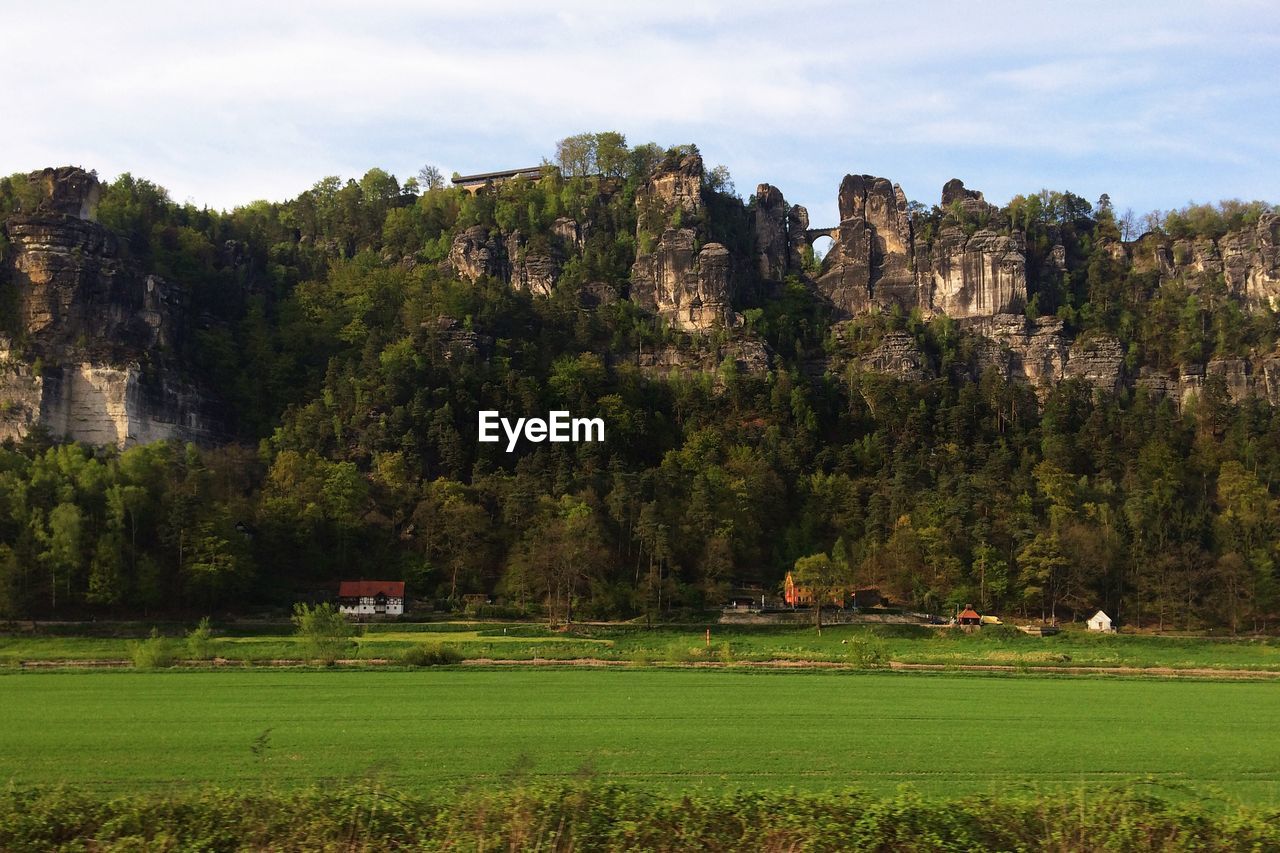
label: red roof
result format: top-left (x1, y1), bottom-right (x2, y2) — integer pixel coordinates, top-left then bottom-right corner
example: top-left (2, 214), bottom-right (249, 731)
top-left (338, 580), bottom-right (405, 598)
top-left (957, 608), bottom-right (981, 620)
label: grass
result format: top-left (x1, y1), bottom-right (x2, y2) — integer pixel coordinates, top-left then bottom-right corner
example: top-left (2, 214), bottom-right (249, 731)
top-left (5, 621), bottom-right (1280, 671)
top-left (2, 668), bottom-right (1280, 802)
top-left (6, 783), bottom-right (1280, 851)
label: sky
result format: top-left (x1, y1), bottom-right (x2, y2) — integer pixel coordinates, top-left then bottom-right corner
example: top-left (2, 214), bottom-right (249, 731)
top-left (5, 0), bottom-right (1277, 225)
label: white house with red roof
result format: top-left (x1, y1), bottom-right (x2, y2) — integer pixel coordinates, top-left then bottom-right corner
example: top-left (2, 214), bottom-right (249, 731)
top-left (338, 580), bottom-right (406, 617)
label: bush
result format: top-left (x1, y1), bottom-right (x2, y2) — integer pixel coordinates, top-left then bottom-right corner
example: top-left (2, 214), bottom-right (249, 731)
top-left (128, 628), bottom-right (174, 669)
top-left (186, 617), bottom-right (214, 660)
top-left (662, 644), bottom-right (694, 665)
top-left (399, 643), bottom-right (463, 667)
top-left (291, 603), bottom-right (354, 664)
top-left (2, 783), bottom-right (1279, 850)
top-left (846, 636), bottom-right (887, 669)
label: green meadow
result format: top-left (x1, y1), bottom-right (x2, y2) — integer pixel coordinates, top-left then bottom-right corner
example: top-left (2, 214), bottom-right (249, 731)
top-left (4, 621), bottom-right (1280, 672)
top-left (3, 668), bottom-right (1279, 803)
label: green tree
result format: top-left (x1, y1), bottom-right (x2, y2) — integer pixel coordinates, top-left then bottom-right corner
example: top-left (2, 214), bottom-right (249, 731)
top-left (41, 502), bottom-right (83, 610)
top-left (1018, 533), bottom-right (1069, 622)
top-left (792, 549), bottom-right (850, 635)
top-left (291, 603), bottom-right (354, 663)
top-left (186, 616), bottom-right (214, 660)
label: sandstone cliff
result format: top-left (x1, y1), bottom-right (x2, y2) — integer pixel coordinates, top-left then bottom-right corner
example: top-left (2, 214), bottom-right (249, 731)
top-left (0, 167), bottom-right (222, 447)
top-left (753, 175), bottom-right (1027, 322)
top-left (447, 220), bottom-right (582, 298)
top-left (1131, 213), bottom-right (1280, 308)
top-left (629, 153), bottom-right (742, 332)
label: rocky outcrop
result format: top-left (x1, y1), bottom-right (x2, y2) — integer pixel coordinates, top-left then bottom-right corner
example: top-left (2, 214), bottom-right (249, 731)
top-left (631, 153), bottom-right (747, 331)
top-left (753, 184), bottom-right (790, 282)
top-left (752, 184), bottom-right (810, 281)
top-left (448, 225), bottom-right (508, 283)
top-left (798, 175), bottom-right (1026, 321)
top-left (631, 229), bottom-right (740, 331)
top-left (425, 316), bottom-right (492, 362)
top-left (816, 175), bottom-right (917, 315)
top-left (1064, 335), bottom-right (1127, 394)
top-left (505, 231), bottom-right (559, 297)
top-left (1221, 214), bottom-right (1280, 307)
top-left (959, 315), bottom-right (1070, 388)
top-left (449, 220), bottom-right (590, 297)
top-left (1136, 357), bottom-right (1280, 409)
top-left (552, 217), bottom-right (586, 251)
top-left (637, 151), bottom-right (703, 231)
top-left (923, 226), bottom-right (1027, 319)
top-left (0, 167), bottom-right (221, 447)
top-left (859, 332), bottom-right (930, 381)
top-left (633, 338), bottom-right (770, 379)
top-left (1142, 213), bottom-right (1280, 308)
top-left (7, 214), bottom-right (187, 359)
top-left (26, 166), bottom-right (101, 219)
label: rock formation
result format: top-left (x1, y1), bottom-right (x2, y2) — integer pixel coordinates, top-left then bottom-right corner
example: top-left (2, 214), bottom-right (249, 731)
top-left (920, 183), bottom-right (1027, 320)
top-left (636, 150), bottom-right (703, 230)
top-left (815, 175), bottom-right (918, 315)
top-left (858, 332), bottom-right (931, 381)
top-left (448, 221), bottom-right (579, 297)
top-left (448, 225), bottom-right (508, 283)
top-left (631, 229), bottom-right (740, 331)
top-left (505, 231), bottom-right (560, 297)
top-left (1063, 335), bottom-right (1127, 394)
top-left (633, 338), bottom-right (770, 379)
top-left (630, 153), bottom-right (743, 331)
top-left (752, 184), bottom-right (809, 281)
top-left (0, 167), bottom-right (222, 447)
top-left (760, 175), bottom-right (1029, 322)
top-left (1135, 213), bottom-right (1280, 309)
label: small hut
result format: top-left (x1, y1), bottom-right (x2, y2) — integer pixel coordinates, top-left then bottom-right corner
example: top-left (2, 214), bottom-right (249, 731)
top-left (957, 606), bottom-right (982, 626)
top-left (1087, 610), bottom-right (1114, 632)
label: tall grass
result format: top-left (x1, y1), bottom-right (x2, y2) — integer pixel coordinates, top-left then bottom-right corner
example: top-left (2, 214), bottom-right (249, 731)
top-left (1, 783), bottom-right (1276, 851)
top-left (127, 628), bottom-right (173, 669)
top-left (398, 642), bottom-right (463, 666)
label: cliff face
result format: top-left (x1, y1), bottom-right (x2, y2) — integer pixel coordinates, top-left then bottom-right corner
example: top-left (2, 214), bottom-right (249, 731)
top-left (0, 167), bottom-right (222, 447)
top-left (754, 176), bottom-right (1028, 322)
top-left (448, 219), bottom-right (582, 298)
top-left (744, 172), bottom-right (1280, 408)
top-left (815, 175), bottom-right (917, 314)
top-left (1135, 213), bottom-right (1280, 308)
top-left (629, 153), bottom-right (741, 331)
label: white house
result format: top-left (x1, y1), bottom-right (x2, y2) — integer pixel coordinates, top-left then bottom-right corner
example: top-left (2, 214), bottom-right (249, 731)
top-left (1086, 610), bottom-right (1113, 632)
top-left (338, 580), bottom-right (405, 617)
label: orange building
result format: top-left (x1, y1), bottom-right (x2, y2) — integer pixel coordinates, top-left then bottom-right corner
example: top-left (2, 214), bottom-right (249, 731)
top-left (783, 572), bottom-right (845, 607)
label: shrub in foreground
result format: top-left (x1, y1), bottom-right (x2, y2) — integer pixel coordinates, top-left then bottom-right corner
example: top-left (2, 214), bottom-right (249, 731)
top-left (1, 783), bottom-right (1277, 851)
top-left (291, 602), bottom-right (354, 663)
top-left (186, 617), bottom-right (214, 660)
top-left (128, 628), bottom-right (174, 669)
top-left (399, 642), bottom-right (463, 666)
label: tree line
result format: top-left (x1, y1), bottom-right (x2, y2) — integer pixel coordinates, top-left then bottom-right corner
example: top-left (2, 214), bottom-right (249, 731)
top-left (0, 134), bottom-right (1277, 629)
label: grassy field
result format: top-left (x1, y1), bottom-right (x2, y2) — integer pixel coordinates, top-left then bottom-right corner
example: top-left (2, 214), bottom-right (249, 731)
top-left (2, 668), bottom-right (1280, 803)
top-left (5, 620), bottom-right (1280, 672)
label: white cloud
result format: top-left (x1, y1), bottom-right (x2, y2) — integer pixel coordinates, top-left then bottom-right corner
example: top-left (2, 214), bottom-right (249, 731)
top-left (1, 0), bottom-right (1275, 219)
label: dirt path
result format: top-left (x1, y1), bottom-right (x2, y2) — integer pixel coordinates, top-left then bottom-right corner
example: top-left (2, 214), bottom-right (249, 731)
top-left (13, 657), bottom-right (1280, 679)
top-left (887, 661), bottom-right (1280, 679)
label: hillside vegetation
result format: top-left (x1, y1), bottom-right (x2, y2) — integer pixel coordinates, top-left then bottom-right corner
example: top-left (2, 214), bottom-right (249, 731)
top-left (0, 134), bottom-right (1278, 631)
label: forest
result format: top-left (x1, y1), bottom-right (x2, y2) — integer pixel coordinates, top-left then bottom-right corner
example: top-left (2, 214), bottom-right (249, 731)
top-left (0, 132), bottom-right (1278, 631)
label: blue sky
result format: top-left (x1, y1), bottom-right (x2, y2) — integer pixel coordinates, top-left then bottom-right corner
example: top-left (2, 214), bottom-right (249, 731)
top-left (6, 0), bottom-right (1277, 225)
